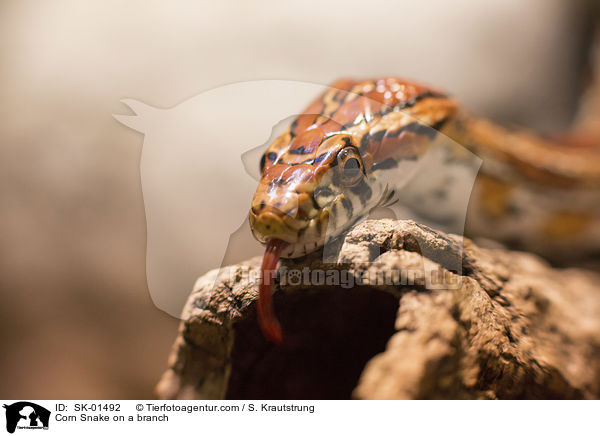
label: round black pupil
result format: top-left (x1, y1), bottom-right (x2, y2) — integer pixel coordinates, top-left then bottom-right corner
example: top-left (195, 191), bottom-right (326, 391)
top-left (343, 158), bottom-right (360, 177)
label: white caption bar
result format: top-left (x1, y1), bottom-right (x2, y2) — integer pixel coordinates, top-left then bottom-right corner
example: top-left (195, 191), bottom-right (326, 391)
top-left (1, 400), bottom-right (597, 435)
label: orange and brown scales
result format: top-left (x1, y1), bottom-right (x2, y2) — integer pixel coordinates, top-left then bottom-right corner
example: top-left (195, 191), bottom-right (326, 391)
top-left (268, 77), bottom-right (454, 167)
top-left (250, 78), bottom-right (458, 244)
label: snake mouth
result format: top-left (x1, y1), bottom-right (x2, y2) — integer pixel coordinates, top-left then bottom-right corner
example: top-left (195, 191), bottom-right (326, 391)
top-left (249, 207), bottom-right (331, 256)
top-left (249, 210), bottom-right (300, 244)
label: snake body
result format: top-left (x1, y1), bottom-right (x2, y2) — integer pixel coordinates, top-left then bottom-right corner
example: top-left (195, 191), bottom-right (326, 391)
top-left (249, 77), bottom-right (600, 342)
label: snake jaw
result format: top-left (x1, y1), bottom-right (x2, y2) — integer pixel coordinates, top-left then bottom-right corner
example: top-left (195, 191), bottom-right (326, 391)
top-left (250, 204), bottom-right (333, 258)
top-left (249, 210), bottom-right (299, 244)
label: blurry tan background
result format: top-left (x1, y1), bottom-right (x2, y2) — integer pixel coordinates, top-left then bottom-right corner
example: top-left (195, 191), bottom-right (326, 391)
top-left (0, 0), bottom-right (597, 399)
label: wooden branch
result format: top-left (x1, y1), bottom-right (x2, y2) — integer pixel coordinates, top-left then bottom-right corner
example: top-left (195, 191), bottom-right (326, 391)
top-left (156, 220), bottom-right (600, 399)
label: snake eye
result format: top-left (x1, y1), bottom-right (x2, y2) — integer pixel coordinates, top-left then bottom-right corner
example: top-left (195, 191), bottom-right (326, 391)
top-left (337, 147), bottom-right (364, 186)
top-left (260, 151), bottom-right (278, 175)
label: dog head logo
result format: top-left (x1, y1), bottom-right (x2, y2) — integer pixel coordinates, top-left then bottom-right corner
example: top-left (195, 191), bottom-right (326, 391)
top-left (114, 80), bottom-right (480, 319)
top-left (3, 402), bottom-right (50, 433)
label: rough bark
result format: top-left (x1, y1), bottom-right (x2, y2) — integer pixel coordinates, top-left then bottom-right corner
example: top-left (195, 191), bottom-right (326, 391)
top-left (156, 219), bottom-right (600, 399)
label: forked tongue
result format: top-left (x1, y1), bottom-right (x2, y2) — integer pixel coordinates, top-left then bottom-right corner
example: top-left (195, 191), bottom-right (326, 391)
top-left (258, 238), bottom-right (289, 344)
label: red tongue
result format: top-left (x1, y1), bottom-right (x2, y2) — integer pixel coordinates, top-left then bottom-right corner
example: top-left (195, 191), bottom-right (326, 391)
top-left (258, 239), bottom-right (288, 344)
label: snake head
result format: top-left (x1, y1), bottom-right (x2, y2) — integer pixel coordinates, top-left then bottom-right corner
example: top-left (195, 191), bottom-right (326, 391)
top-left (249, 78), bottom-right (457, 258)
top-left (249, 131), bottom-right (375, 258)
